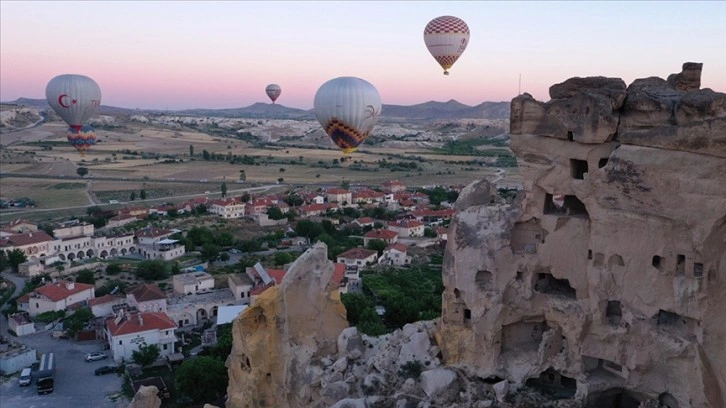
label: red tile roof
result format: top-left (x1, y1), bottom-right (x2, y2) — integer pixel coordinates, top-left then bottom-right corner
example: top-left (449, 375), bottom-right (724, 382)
top-left (388, 220), bottom-right (424, 229)
top-left (0, 231), bottom-right (54, 248)
top-left (136, 227), bottom-right (174, 239)
top-left (337, 248), bottom-right (378, 260)
top-left (326, 188), bottom-right (351, 195)
top-left (267, 268), bottom-right (287, 284)
top-left (106, 311), bottom-right (177, 336)
top-left (364, 229), bottom-right (398, 240)
top-left (386, 242), bottom-right (409, 253)
top-left (127, 283), bottom-right (167, 302)
top-left (35, 281), bottom-right (94, 302)
top-left (332, 263), bottom-right (345, 287)
top-left (89, 294), bottom-right (125, 307)
top-left (355, 217), bottom-right (374, 224)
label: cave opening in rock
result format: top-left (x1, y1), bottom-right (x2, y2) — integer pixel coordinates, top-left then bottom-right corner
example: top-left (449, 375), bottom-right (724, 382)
top-left (676, 254), bottom-right (686, 275)
top-left (598, 157), bottom-right (609, 168)
top-left (585, 388), bottom-right (641, 408)
top-left (475, 270), bottom-right (493, 291)
top-left (567, 131), bottom-right (574, 141)
top-left (652, 255), bottom-right (663, 270)
top-left (606, 300), bottom-right (622, 325)
top-left (544, 194), bottom-right (589, 217)
top-left (501, 320), bottom-right (549, 353)
top-left (525, 367), bottom-right (576, 399)
top-left (533, 272), bottom-right (577, 299)
top-left (693, 262), bottom-right (703, 278)
top-left (511, 219), bottom-right (543, 254)
top-left (570, 159), bottom-right (589, 180)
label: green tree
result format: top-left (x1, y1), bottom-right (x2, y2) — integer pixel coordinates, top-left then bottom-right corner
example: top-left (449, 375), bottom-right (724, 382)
top-left (367, 239), bottom-right (387, 255)
top-left (53, 261), bottom-right (65, 274)
top-left (239, 169), bottom-right (246, 181)
top-left (218, 252), bottom-right (230, 263)
top-left (221, 182), bottom-right (228, 198)
top-left (277, 177), bottom-right (284, 184)
top-left (202, 149), bottom-right (211, 160)
top-left (357, 307), bottom-right (387, 336)
top-left (189, 144), bottom-right (194, 157)
top-left (140, 190), bottom-right (147, 199)
top-left (273, 251), bottom-right (293, 267)
top-left (130, 191), bottom-right (136, 201)
top-left (294, 219), bottom-right (324, 240)
top-left (135, 260), bottom-right (167, 281)
top-left (279, 167), bottom-right (286, 173)
top-left (96, 279), bottom-right (127, 297)
top-left (266, 207), bottom-right (286, 220)
top-left (106, 264), bottom-right (122, 275)
top-left (76, 167), bottom-right (89, 177)
top-left (75, 269), bottom-right (95, 284)
top-left (424, 227), bottom-right (437, 238)
top-left (171, 262), bottom-right (181, 275)
top-left (176, 356), bottom-right (229, 403)
top-left (6, 249), bottom-right (27, 273)
top-left (132, 342), bottom-right (160, 367)
top-left (341, 293), bottom-right (375, 326)
top-left (341, 180), bottom-right (350, 189)
top-left (200, 243), bottom-right (221, 264)
top-left (64, 307), bottom-right (93, 338)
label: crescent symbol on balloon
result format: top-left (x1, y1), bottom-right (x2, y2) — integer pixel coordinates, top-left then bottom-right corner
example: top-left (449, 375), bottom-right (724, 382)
top-left (58, 94), bottom-right (70, 108)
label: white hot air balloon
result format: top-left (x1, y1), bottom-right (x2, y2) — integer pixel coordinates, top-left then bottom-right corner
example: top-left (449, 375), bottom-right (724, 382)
top-left (46, 74), bottom-right (102, 155)
top-left (423, 16), bottom-right (470, 75)
top-left (265, 84), bottom-right (282, 103)
top-left (313, 77), bottom-right (381, 156)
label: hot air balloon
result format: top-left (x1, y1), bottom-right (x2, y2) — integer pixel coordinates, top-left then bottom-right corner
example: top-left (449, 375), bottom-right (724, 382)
top-left (66, 124), bottom-right (97, 155)
top-left (45, 74), bottom-right (102, 155)
top-left (423, 16), bottom-right (470, 75)
top-left (265, 84), bottom-right (282, 104)
top-left (313, 77), bottom-right (381, 156)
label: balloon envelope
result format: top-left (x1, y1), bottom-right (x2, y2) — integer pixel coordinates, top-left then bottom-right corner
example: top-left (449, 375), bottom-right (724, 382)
top-left (66, 125), bottom-right (96, 156)
top-left (423, 16), bottom-right (470, 75)
top-left (46, 74), bottom-right (102, 130)
top-left (313, 77), bottom-right (382, 155)
top-left (265, 84), bottom-right (282, 103)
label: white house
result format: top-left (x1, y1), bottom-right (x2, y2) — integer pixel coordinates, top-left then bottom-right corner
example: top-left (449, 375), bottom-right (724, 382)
top-left (387, 220), bottom-right (425, 238)
top-left (135, 227), bottom-right (175, 246)
top-left (138, 238), bottom-right (185, 261)
top-left (16, 281), bottom-right (95, 317)
top-left (228, 274), bottom-right (254, 305)
top-left (105, 311), bottom-right (177, 363)
top-left (8, 312), bottom-right (35, 336)
top-left (126, 283), bottom-right (168, 313)
top-left (336, 248), bottom-right (378, 268)
top-left (326, 188), bottom-right (352, 204)
top-left (173, 271), bottom-right (214, 295)
top-left (89, 295), bottom-right (127, 318)
top-left (208, 199), bottom-right (245, 219)
top-left (52, 220), bottom-right (94, 238)
top-left (378, 242), bottom-right (412, 266)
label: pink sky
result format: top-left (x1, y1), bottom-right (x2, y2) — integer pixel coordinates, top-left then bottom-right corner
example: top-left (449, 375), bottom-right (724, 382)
top-left (2, 1), bottom-right (724, 110)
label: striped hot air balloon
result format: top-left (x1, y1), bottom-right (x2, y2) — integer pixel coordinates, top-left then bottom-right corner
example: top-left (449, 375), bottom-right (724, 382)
top-left (265, 84), bottom-right (281, 103)
top-left (66, 124), bottom-right (97, 156)
top-left (423, 16), bottom-right (470, 75)
top-left (313, 77), bottom-right (381, 156)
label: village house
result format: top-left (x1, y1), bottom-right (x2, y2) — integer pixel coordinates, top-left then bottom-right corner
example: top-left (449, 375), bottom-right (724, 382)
top-left (363, 229), bottom-right (398, 247)
top-left (378, 242), bottom-right (412, 266)
top-left (105, 213), bottom-right (139, 229)
top-left (105, 311), bottom-right (177, 363)
top-left (89, 294), bottom-right (127, 318)
top-left (246, 263), bottom-right (287, 301)
top-left (387, 220), bottom-right (425, 238)
top-left (117, 206), bottom-right (149, 219)
top-left (52, 220), bottom-right (94, 239)
top-left (2, 219), bottom-right (38, 235)
top-left (8, 312), bottom-right (35, 336)
top-left (167, 287), bottom-right (234, 328)
top-left (0, 230), bottom-right (54, 261)
top-left (352, 189), bottom-right (385, 204)
top-left (336, 248), bottom-right (378, 268)
top-left (16, 280), bottom-right (95, 317)
top-left (325, 188), bottom-right (352, 204)
top-left (126, 283), bottom-right (168, 313)
top-left (173, 271), bottom-right (215, 295)
top-left (352, 217), bottom-right (375, 228)
top-left (208, 199), bottom-right (245, 219)
top-left (436, 226), bottom-right (449, 241)
top-left (135, 227), bottom-right (175, 246)
top-left (382, 180), bottom-right (406, 193)
top-left (228, 273), bottom-right (254, 305)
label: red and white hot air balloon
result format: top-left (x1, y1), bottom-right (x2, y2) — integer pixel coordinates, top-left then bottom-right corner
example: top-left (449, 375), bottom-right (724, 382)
top-left (46, 74), bottom-right (102, 155)
top-left (423, 16), bottom-right (470, 75)
top-left (265, 84), bottom-right (282, 103)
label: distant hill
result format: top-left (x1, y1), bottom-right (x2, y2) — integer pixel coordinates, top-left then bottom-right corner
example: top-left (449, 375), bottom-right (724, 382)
top-left (3, 98), bottom-right (511, 122)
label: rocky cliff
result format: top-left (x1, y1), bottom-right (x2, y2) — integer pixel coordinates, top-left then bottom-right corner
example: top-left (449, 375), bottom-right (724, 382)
top-left (183, 63), bottom-right (725, 408)
top-left (439, 62), bottom-right (726, 407)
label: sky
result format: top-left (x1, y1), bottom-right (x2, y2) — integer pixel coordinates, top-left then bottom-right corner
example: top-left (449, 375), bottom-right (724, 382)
top-left (1, 1), bottom-right (724, 111)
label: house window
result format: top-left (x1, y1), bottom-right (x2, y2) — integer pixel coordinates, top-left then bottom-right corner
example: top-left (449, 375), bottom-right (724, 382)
top-left (676, 254), bottom-right (686, 275)
top-left (119, 340), bottom-right (123, 345)
top-left (163, 344), bottom-right (168, 350)
top-left (693, 263), bottom-right (704, 278)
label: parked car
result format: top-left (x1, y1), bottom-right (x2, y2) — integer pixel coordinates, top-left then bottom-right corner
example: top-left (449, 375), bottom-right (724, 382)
top-left (85, 352), bottom-right (108, 362)
top-left (94, 365), bottom-right (120, 376)
top-left (19, 367), bottom-right (32, 386)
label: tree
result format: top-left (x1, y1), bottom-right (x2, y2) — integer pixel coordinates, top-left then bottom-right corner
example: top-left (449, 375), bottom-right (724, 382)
top-left (200, 243), bottom-right (221, 264)
top-left (171, 262), bottom-right (181, 275)
top-left (221, 182), bottom-right (228, 198)
top-left (75, 269), bottom-right (95, 284)
top-left (367, 239), bottom-right (387, 255)
top-left (273, 252), bottom-right (293, 267)
top-left (424, 227), bottom-right (437, 238)
top-left (132, 342), bottom-right (160, 367)
top-left (129, 191), bottom-right (137, 201)
top-left (135, 260), bottom-right (167, 281)
top-left (64, 307), bottom-right (94, 338)
top-left (106, 264), bottom-right (122, 275)
top-left (266, 207), bottom-right (286, 220)
top-left (341, 180), bottom-right (350, 189)
top-left (279, 167), bottom-right (286, 173)
top-left (53, 261), bottom-right (65, 274)
top-left (140, 190), bottom-right (147, 200)
top-left (176, 356), bottom-right (229, 403)
top-left (341, 293), bottom-right (375, 326)
top-left (6, 249), bottom-right (27, 273)
top-left (239, 169), bottom-right (246, 181)
top-left (218, 252), bottom-right (230, 263)
top-left (202, 149), bottom-right (211, 160)
top-left (189, 144), bottom-right (194, 157)
top-left (277, 177), bottom-right (284, 184)
top-left (76, 167), bottom-right (89, 177)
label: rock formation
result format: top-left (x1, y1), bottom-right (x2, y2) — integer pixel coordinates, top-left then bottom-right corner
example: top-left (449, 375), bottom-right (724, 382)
top-left (439, 62), bottom-right (726, 407)
top-left (126, 385), bottom-right (161, 408)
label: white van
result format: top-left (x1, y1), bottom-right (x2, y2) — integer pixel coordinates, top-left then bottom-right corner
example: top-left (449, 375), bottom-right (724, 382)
top-left (19, 368), bottom-right (32, 386)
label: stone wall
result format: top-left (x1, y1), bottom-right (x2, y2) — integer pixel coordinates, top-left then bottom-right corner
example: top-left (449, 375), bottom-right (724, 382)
top-left (438, 63), bottom-right (726, 407)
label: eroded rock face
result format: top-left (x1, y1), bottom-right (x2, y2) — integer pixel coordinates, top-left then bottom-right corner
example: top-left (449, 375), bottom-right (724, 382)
top-left (440, 63), bottom-right (726, 407)
top-left (126, 386), bottom-right (161, 408)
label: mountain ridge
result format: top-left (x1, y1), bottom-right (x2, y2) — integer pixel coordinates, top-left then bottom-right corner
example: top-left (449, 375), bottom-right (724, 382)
top-left (3, 98), bottom-right (511, 122)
